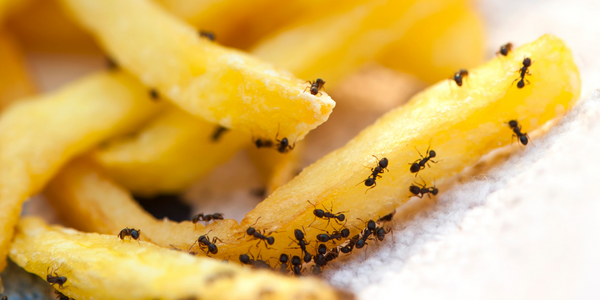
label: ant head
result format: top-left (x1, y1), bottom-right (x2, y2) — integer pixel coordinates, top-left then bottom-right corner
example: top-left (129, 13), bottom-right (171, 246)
top-left (239, 254), bottom-right (250, 264)
top-left (431, 187), bottom-right (439, 196)
top-left (267, 237), bottom-right (275, 245)
top-left (409, 185), bottom-right (421, 195)
top-left (379, 157), bottom-right (389, 169)
top-left (517, 80), bottom-right (525, 89)
top-left (255, 139), bottom-right (264, 148)
top-left (318, 243), bottom-right (327, 254)
top-left (519, 135), bottom-right (529, 146)
top-left (367, 220), bottom-right (376, 231)
top-left (313, 209), bottom-right (325, 218)
top-left (336, 214), bottom-right (345, 222)
top-left (316, 78), bottom-right (325, 85)
top-left (365, 177), bottom-right (376, 187)
top-left (280, 137), bottom-right (289, 147)
top-left (291, 255), bottom-right (302, 266)
top-left (508, 120), bottom-right (518, 128)
top-left (279, 253), bottom-right (289, 263)
top-left (523, 57), bottom-right (532, 67)
top-left (341, 228), bottom-right (350, 238)
top-left (410, 163), bottom-right (420, 173)
top-left (429, 150), bottom-right (436, 158)
top-left (246, 227), bottom-right (256, 236)
top-left (317, 234), bottom-right (330, 243)
top-left (294, 229), bottom-right (305, 241)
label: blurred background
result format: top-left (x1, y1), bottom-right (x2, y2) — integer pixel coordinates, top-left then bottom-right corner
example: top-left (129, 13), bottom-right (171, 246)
top-left (1, 0), bottom-right (599, 299)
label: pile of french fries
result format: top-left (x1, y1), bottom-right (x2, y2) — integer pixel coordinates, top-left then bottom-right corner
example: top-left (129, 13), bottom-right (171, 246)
top-left (0, 0), bottom-right (581, 299)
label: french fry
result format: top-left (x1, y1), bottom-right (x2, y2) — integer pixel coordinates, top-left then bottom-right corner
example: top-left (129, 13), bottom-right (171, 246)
top-left (9, 217), bottom-right (346, 300)
top-left (47, 36), bottom-right (580, 264)
top-left (375, 0), bottom-right (484, 83)
top-left (6, 0), bottom-right (100, 53)
top-left (155, 0), bottom-right (357, 50)
top-left (0, 0), bottom-right (28, 21)
top-left (58, 0), bottom-right (335, 142)
top-left (92, 106), bottom-right (249, 196)
top-left (0, 30), bottom-right (35, 112)
top-left (251, 0), bottom-right (483, 85)
top-left (0, 71), bottom-right (162, 275)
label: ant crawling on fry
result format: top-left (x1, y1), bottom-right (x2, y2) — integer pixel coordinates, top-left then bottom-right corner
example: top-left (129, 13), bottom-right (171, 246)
top-left (47, 266), bottom-right (68, 289)
top-left (304, 78), bottom-right (326, 95)
top-left (118, 227), bottom-right (141, 242)
top-left (451, 69), bottom-right (469, 87)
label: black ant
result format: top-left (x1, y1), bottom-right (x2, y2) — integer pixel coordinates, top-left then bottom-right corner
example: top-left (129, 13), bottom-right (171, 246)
top-left (288, 228), bottom-right (313, 263)
top-left (358, 176), bottom-right (377, 193)
top-left (374, 226), bottom-right (392, 242)
top-left (254, 138), bottom-right (273, 148)
top-left (211, 126), bottom-right (229, 142)
top-left (409, 144), bottom-right (437, 176)
top-left (497, 43), bottom-right (514, 57)
top-left (452, 69), bottom-right (469, 87)
top-left (275, 136), bottom-right (294, 153)
top-left (118, 227), bottom-right (141, 242)
top-left (340, 237), bottom-right (357, 254)
top-left (188, 231), bottom-right (223, 255)
top-left (304, 78), bottom-right (326, 95)
top-left (244, 218), bottom-right (276, 248)
top-left (317, 243), bottom-right (327, 255)
top-left (377, 210), bottom-right (396, 223)
top-left (314, 253), bottom-right (327, 268)
top-left (307, 200), bottom-right (346, 228)
top-left (277, 253), bottom-right (289, 274)
top-left (239, 249), bottom-right (272, 269)
top-left (358, 155), bottom-right (389, 193)
top-left (149, 89), bottom-right (159, 101)
top-left (291, 255), bottom-right (303, 276)
top-left (508, 120), bottom-right (530, 146)
top-left (408, 180), bottom-right (438, 198)
top-left (199, 30), bottom-right (216, 41)
top-left (315, 223), bottom-right (350, 244)
top-left (192, 212), bottom-right (224, 225)
top-left (54, 290), bottom-right (72, 300)
top-left (513, 57), bottom-right (532, 89)
top-left (356, 218), bottom-right (376, 240)
top-left (47, 267), bottom-right (68, 289)
top-left (324, 247), bottom-right (339, 263)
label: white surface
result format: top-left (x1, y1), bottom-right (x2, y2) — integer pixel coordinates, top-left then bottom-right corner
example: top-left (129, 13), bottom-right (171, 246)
top-left (323, 1), bottom-right (600, 298)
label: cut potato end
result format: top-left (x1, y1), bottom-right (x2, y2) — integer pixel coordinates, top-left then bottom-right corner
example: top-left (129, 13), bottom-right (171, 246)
top-left (58, 0), bottom-right (335, 142)
top-left (9, 217), bottom-right (346, 300)
top-left (93, 107), bottom-right (249, 196)
top-left (0, 71), bottom-right (162, 274)
top-left (46, 35), bottom-right (579, 266)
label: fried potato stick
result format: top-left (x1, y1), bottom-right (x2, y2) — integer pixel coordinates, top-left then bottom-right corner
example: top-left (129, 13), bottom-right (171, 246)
top-left (0, 30), bottom-right (35, 111)
top-left (9, 217), bottom-right (346, 300)
top-left (58, 0), bottom-right (335, 142)
top-left (47, 35), bottom-right (580, 263)
top-left (93, 107), bottom-right (248, 195)
top-left (252, 0), bottom-right (483, 85)
top-left (0, 71), bottom-right (162, 275)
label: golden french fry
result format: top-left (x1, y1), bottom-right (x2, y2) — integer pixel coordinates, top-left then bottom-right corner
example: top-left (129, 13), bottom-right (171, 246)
top-left (252, 0), bottom-right (483, 85)
top-left (93, 107), bottom-right (249, 196)
top-left (375, 0), bottom-right (485, 83)
top-left (155, 0), bottom-right (355, 49)
top-left (0, 30), bottom-right (35, 111)
top-left (58, 0), bottom-right (335, 142)
top-left (6, 0), bottom-right (99, 53)
top-left (47, 35), bottom-right (580, 265)
top-left (9, 217), bottom-right (346, 300)
top-left (0, 71), bottom-right (162, 275)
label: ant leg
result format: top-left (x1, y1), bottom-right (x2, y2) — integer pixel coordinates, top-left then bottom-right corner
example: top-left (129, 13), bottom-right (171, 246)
top-left (364, 183), bottom-right (377, 194)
